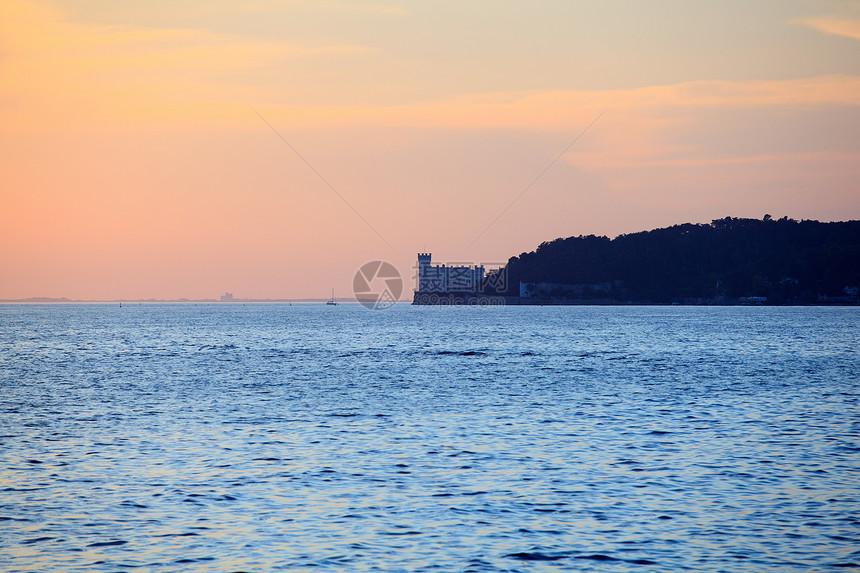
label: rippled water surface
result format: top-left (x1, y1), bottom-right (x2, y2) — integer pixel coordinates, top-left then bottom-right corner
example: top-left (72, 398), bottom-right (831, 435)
top-left (1, 304), bottom-right (858, 571)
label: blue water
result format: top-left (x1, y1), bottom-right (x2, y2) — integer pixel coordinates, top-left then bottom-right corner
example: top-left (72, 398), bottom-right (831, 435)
top-left (1, 304), bottom-right (858, 571)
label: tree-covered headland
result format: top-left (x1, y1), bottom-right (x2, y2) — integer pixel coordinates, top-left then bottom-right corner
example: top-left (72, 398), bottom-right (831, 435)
top-left (489, 216), bottom-right (860, 304)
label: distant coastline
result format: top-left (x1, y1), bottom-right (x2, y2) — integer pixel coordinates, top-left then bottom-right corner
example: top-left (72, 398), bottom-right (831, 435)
top-left (499, 216), bottom-right (860, 306)
top-left (0, 297), bottom-right (343, 304)
top-left (7, 216), bottom-right (859, 307)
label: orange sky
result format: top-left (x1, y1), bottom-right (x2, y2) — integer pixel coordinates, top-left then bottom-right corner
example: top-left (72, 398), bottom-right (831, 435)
top-left (2, 0), bottom-right (859, 300)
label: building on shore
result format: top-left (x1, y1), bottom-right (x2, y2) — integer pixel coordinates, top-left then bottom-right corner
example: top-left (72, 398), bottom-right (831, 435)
top-left (416, 253), bottom-right (484, 293)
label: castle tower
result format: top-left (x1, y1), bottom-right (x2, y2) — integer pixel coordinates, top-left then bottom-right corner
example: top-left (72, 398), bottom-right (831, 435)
top-left (417, 253), bottom-right (431, 291)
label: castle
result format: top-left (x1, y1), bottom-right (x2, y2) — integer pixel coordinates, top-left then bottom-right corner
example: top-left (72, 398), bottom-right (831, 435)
top-left (416, 253), bottom-right (484, 293)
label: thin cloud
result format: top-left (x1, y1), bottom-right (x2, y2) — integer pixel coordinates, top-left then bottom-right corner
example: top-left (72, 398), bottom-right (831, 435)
top-left (799, 16), bottom-right (860, 41)
top-left (0, 0), bottom-right (378, 129)
top-left (279, 0), bottom-right (406, 16)
top-left (215, 0), bottom-right (406, 16)
top-left (256, 75), bottom-right (860, 131)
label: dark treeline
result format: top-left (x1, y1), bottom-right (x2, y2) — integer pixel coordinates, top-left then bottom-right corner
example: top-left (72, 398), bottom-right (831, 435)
top-left (488, 216), bottom-right (860, 304)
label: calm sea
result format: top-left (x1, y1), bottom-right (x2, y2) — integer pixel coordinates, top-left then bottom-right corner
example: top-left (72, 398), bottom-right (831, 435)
top-left (1, 304), bottom-right (858, 572)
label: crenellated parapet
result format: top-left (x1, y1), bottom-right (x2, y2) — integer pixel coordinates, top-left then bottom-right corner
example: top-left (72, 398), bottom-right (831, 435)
top-left (415, 253), bottom-right (485, 294)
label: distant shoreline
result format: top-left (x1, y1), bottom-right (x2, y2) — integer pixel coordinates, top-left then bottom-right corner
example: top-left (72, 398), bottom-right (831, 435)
top-left (494, 217), bottom-right (860, 305)
top-left (0, 298), bottom-right (354, 304)
top-left (1, 297), bottom-right (858, 306)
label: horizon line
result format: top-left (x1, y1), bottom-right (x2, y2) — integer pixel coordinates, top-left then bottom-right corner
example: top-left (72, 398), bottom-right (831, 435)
top-left (0, 297), bottom-right (414, 304)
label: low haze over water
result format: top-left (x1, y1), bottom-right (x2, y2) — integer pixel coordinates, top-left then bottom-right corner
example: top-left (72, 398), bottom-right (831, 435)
top-left (1, 304), bottom-right (858, 571)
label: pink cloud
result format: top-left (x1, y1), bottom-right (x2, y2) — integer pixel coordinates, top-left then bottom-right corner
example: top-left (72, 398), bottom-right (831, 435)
top-left (800, 16), bottom-right (860, 41)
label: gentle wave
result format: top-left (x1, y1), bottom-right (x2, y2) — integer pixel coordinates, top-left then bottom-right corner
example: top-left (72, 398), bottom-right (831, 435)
top-left (1, 304), bottom-right (858, 571)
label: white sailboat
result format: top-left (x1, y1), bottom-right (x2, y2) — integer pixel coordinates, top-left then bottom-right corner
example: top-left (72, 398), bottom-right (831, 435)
top-left (326, 288), bottom-right (338, 306)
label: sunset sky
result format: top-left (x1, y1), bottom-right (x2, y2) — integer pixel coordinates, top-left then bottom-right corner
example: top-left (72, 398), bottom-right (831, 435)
top-left (2, 0), bottom-right (859, 300)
